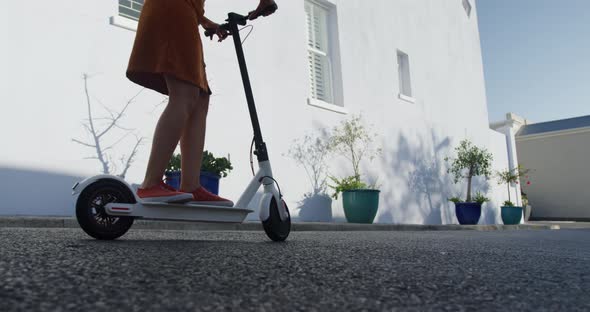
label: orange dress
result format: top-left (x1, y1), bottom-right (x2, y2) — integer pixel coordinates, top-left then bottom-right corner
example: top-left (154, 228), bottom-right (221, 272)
top-left (126, 0), bottom-right (211, 95)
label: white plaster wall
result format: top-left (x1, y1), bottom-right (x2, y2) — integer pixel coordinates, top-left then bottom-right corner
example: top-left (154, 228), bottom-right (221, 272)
top-left (0, 0), bottom-right (509, 223)
top-left (516, 130), bottom-right (590, 220)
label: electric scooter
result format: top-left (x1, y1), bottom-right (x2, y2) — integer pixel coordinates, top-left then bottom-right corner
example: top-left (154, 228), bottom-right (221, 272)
top-left (72, 8), bottom-right (290, 242)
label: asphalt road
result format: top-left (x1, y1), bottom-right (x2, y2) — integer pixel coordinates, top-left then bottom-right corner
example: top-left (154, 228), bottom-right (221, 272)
top-left (1, 228), bottom-right (589, 311)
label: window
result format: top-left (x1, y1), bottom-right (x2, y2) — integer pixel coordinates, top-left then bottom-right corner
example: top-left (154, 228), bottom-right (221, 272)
top-left (462, 0), bottom-right (472, 17)
top-left (397, 50), bottom-right (413, 99)
top-left (118, 0), bottom-right (144, 21)
top-left (305, 1), bottom-right (334, 104)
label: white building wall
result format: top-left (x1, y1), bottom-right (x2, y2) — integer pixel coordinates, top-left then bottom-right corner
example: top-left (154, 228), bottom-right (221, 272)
top-left (0, 0), bottom-right (509, 224)
top-left (516, 129), bottom-right (590, 220)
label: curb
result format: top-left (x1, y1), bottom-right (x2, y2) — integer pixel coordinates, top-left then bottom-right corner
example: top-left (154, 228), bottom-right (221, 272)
top-left (0, 217), bottom-right (560, 231)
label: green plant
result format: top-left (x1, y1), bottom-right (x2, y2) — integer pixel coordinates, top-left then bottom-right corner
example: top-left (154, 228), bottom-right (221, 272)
top-left (497, 165), bottom-right (530, 206)
top-left (329, 115), bottom-right (382, 178)
top-left (328, 115), bottom-right (381, 197)
top-left (474, 192), bottom-right (490, 205)
top-left (166, 153), bottom-right (182, 172)
top-left (445, 139), bottom-right (493, 203)
top-left (521, 191), bottom-right (529, 207)
top-left (201, 151), bottom-right (233, 177)
top-left (503, 200), bottom-right (515, 207)
top-left (166, 151), bottom-right (233, 177)
top-left (448, 197), bottom-right (464, 204)
top-left (329, 175), bottom-right (368, 200)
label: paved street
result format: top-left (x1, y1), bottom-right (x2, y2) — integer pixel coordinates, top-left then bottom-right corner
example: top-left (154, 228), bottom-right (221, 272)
top-left (1, 227), bottom-right (589, 311)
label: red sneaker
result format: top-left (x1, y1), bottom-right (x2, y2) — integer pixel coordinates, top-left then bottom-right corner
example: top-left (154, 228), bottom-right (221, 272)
top-left (137, 181), bottom-right (193, 203)
top-left (183, 187), bottom-right (234, 207)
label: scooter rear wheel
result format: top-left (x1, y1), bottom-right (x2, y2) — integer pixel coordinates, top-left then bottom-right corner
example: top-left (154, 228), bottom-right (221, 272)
top-left (262, 197), bottom-right (291, 242)
top-left (76, 179), bottom-right (135, 240)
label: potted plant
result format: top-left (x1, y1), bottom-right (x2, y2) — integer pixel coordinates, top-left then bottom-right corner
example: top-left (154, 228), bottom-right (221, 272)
top-left (165, 153), bottom-right (182, 190)
top-left (521, 173), bottom-right (533, 221)
top-left (521, 191), bottom-right (532, 222)
top-left (164, 151), bottom-right (233, 194)
top-left (328, 115), bottom-right (382, 224)
top-left (496, 165), bottom-right (530, 225)
top-left (445, 139), bottom-right (493, 225)
top-left (287, 130), bottom-right (333, 222)
top-left (200, 151), bottom-right (233, 195)
top-left (449, 192), bottom-right (490, 225)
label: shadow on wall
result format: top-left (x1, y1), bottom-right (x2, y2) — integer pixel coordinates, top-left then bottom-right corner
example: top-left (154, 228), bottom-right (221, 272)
top-left (376, 130), bottom-right (496, 225)
top-left (297, 194), bottom-right (333, 222)
top-left (378, 130), bottom-right (456, 224)
top-left (377, 129), bottom-right (456, 225)
top-left (0, 167), bottom-right (82, 216)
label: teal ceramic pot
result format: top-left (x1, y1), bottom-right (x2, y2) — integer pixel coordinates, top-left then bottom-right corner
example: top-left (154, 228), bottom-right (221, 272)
top-left (342, 190), bottom-right (380, 224)
top-left (501, 206), bottom-right (523, 225)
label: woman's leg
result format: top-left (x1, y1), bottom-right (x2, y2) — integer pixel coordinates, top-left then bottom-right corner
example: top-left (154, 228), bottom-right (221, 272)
top-left (141, 75), bottom-right (200, 189)
top-left (179, 91), bottom-right (210, 192)
top-left (178, 90), bottom-right (233, 206)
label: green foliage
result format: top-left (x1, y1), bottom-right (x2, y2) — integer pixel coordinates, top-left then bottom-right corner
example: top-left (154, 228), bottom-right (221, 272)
top-left (445, 139), bottom-right (493, 202)
top-left (201, 151), bottom-right (233, 178)
top-left (329, 175), bottom-right (368, 200)
top-left (328, 115), bottom-right (381, 194)
top-left (503, 200), bottom-right (515, 207)
top-left (496, 165), bottom-right (530, 185)
top-left (166, 151), bottom-right (233, 178)
top-left (496, 165), bottom-right (530, 204)
top-left (287, 130), bottom-right (331, 196)
top-left (166, 153), bottom-right (182, 172)
top-left (449, 193), bottom-right (488, 205)
top-left (448, 197), bottom-right (464, 204)
top-left (329, 115), bottom-right (382, 179)
top-left (474, 192), bottom-right (490, 205)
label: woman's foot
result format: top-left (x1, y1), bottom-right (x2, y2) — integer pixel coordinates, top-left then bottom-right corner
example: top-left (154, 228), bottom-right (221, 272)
top-left (137, 181), bottom-right (194, 203)
top-left (182, 187), bottom-right (234, 207)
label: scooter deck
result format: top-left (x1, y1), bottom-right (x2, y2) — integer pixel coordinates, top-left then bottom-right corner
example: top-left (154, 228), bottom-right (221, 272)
top-left (105, 202), bottom-right (254, 223)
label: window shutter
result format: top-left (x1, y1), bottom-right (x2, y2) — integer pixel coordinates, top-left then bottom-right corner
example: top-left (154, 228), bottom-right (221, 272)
top-left (305, 2), bottom-right (333, 104)
top-left (119, 0), bottom-right (144, 21)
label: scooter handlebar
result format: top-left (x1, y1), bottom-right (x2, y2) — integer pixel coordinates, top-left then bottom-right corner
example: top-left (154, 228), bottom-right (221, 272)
top-left (203, 3), bottom-right (278, 39)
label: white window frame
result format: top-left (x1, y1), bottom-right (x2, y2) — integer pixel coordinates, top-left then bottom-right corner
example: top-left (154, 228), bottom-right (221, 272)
top-left (110, 0), bottom-right (143, 31)
top-left (305, 0), bottom-right (346, 114)
top-left (397, 50), bottom-right (415, 103)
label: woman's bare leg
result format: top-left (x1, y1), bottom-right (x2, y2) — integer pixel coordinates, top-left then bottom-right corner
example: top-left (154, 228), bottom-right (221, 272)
top-left (141, 75), bottom-right (199, 189)
top-left (179, 92), bottom-right (210, 192)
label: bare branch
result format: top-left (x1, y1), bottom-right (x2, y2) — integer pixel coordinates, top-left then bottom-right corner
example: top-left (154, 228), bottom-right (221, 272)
top-left (97, 103), bottom-right (129, 139)
top-left (96, 89), bottom-right (144, 139)
top-left (127, 88), bottom-right (145, 104)
top-left (72, 138), bottom-right (96, 148)
top-left (119, 136), bottom-right (144, 179)
top-left (75, 75), bottom-right (144, 176)
top-left (113, 124), bottom-right (134, 132)
top-left (92, 95), bottom-right (116, 119)
top-left (150, 96), bottom-right (169, 113)
top-left (82, 74), bottom-right (109, 174)
top-left (104, 131), bottom-right (133, 151)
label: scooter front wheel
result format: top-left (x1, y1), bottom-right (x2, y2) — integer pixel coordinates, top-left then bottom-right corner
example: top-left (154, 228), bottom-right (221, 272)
top-left (262, 197), bottom-right (291, 242)
top-left (76, 179), bottom-right (135, 240)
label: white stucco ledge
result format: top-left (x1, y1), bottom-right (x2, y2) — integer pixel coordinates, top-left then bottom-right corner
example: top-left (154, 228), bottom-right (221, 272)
top-left (0, 217), bottom-right (562, 231)
top-left (109, 15), bottom-right (138, 32)
top-left (307, 98), bottom-right (348, 114)
top-left (398, 93), bottom-right (416, 104)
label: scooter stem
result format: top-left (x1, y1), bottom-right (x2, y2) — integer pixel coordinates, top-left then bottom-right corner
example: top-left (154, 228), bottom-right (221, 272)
top-left (227, 14), bottom-right (269, 162)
